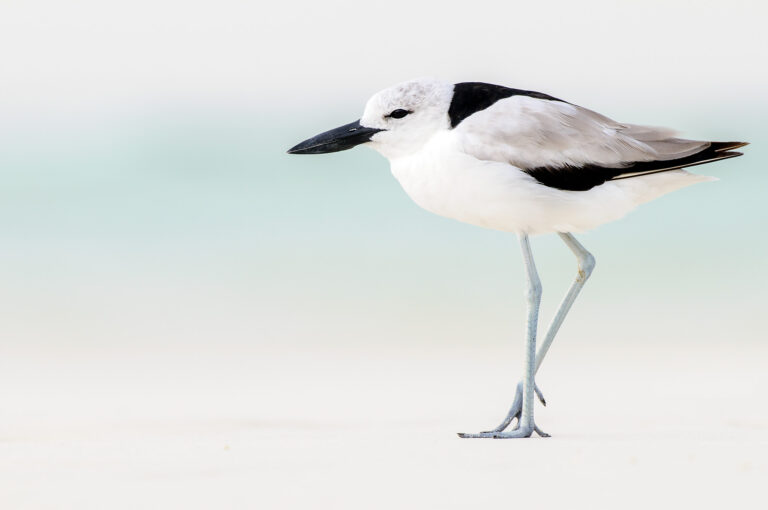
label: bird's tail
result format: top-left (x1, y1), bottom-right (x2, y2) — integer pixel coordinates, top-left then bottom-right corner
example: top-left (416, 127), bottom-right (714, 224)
top-left (610, 141), bottom-right (748, 181)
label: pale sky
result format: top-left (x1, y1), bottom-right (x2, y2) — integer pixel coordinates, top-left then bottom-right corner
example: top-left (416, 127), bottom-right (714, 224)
top-left (1, 0), bottom-right (766, 118)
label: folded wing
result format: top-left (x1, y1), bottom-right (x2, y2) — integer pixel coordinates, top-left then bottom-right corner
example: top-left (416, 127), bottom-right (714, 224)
top-left (452, 93), bottom-right (746, 191)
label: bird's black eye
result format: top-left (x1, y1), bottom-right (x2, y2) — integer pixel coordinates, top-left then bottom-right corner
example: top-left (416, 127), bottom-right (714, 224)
top-left (386, 109), bottom-right (411, 119)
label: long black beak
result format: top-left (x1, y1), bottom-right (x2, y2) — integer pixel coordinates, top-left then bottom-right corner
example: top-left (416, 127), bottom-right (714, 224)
top-left (287, 120), bottom-right (383, 155)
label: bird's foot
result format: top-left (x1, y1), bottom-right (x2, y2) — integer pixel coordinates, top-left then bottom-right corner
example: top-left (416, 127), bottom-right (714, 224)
top-left (487, 380), bottom-right (546, 432)
top-left (457, 421), bottom-right (549, 439)
top-left (457, 381), bottom-right (549, 438)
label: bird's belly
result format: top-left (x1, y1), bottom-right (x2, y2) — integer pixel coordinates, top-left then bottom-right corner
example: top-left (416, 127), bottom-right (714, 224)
top-left (390, 153), bottom-right (542, 232)
top-left (388, 151), bottom-right (689, 235)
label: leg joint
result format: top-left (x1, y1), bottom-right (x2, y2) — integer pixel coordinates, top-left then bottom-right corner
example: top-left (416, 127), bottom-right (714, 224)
top-left (525, 278), bottom-right (542, 301)
top-left (578, 252), bottom-right (596, 281)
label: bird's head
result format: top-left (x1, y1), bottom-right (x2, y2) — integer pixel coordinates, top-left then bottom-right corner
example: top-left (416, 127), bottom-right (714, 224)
top-left (288, 78), bottom-right (454, 159)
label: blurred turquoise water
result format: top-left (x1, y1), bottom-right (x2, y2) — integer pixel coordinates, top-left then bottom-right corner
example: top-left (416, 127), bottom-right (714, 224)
top-left (0, 104), bottom-right (765, 355)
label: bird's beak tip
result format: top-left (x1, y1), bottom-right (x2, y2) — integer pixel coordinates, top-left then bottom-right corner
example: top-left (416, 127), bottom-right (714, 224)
top-left (287, 120), bottom-right (383, 156)
top-left (286, 141), bottom-right (321, 155)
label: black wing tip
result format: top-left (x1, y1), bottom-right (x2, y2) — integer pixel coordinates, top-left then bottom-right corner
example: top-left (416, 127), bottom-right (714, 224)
top-left (710, 141), bottom-right (749, 152)
top-left (527, 143), bottom-right (747, 191)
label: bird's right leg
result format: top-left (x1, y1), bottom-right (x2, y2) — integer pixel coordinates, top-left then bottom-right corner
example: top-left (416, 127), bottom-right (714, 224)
top-left (458, 233), bottom-right (545, 438)
top-left (486, 232), bottom-right (595, 433)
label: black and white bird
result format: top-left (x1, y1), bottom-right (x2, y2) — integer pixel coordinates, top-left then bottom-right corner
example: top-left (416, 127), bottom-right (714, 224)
top-left (288, 79), bottom-right (747, 438)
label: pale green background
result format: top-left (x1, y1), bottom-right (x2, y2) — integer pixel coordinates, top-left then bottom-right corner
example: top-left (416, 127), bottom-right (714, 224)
top-left (0, 97), bottom-right (764, 357)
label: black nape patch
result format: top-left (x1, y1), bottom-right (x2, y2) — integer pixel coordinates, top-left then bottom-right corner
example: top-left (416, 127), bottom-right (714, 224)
top-left (448, 82), bottom-right (564, 128)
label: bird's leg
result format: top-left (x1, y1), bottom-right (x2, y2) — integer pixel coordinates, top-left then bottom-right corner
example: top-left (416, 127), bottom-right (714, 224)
top-left (482, 233), bottom-right (595, 434)
top-left (535, 233), bottom-right (595, 373)
top-left (458, 233), bottom-right (545, 438)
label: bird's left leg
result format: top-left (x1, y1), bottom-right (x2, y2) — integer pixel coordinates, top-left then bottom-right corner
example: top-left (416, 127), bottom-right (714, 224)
top-left (458, 233), bottom-right (545, 438)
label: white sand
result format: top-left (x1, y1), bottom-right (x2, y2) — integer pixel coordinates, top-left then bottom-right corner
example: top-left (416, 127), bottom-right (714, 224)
top-left (2, 339), bottom-right (766, 509)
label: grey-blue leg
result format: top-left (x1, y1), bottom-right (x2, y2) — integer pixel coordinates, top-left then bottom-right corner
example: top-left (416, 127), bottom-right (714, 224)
top-left (483, 232), bottom-right (595, 435)
top-left (458, 233), bottom-right (545, 438)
